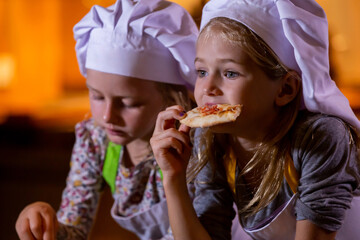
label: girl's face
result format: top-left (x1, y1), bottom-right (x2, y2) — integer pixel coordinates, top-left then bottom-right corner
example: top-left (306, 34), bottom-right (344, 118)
top-left (86, 69), bottom-right (165, 145)
top-left (194, 32), bottom-right (283, 140)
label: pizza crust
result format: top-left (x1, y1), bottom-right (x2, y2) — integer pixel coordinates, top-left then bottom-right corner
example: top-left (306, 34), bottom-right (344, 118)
top-left (180, 104), bottom-right (242, 128)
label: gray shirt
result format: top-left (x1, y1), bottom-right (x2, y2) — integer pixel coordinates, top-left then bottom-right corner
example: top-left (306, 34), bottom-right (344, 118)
top-left (192, 111), bottom-right (360, 240)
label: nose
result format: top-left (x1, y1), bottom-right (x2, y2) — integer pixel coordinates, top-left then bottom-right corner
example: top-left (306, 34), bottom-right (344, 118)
top-left (202, 73), bottom-right (222, 96)
top-left (103, 100), bottom-right (117, 123)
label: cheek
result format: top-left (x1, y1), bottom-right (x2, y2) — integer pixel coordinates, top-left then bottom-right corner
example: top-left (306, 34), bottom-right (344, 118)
top-left (224, 84), bottom-right (246, 104)
top-left (194, 81), bottom-right (204, 104)
top-left (142, 107), bottom-right (161, 128)
top-left (89, 101), bottom-right (104, 122)
top-left (255, 83), bottom-right (280, 108)
top-left (126, 111), bottom-right (158, 137)
top-left (241, 90), bottom-right (276, 119)
top-left (127, 107), bottom-right (160, 128)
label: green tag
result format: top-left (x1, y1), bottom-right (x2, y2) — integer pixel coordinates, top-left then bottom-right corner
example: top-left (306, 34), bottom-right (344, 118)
top-left (103, 142), bottom-right (122, 194)
top-left (159, 169), bottom-right (163, 181)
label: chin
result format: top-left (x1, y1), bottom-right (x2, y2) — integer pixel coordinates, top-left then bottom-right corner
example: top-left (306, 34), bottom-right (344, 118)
top-left (107, 135), bottom-right (131, 146)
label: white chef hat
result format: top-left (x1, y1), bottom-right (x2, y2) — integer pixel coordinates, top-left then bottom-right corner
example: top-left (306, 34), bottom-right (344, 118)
top-left (74, 0), bottom-right (198, 90)
top-left (200, 0), bottom-right (360, 134)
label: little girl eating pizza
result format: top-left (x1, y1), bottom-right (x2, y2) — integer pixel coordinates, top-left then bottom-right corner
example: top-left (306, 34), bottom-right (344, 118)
top-left (150, 0), bottom-right (360, 239)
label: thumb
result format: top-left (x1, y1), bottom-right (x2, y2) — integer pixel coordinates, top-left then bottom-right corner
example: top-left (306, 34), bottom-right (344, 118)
top-left (178, 124), bottom-right (190, 133)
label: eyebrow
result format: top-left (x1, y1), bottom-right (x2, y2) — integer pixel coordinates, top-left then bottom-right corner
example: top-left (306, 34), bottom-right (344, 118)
top-left (86, 84), bottom-right (100, 93)
top-left (86, 84), bottom-right (135, 99)
top-left (219, 59), bottom-right (240, 64)
top-left (195, 57), bottom-right (242, 64)
top-left (194, 57), bottom-right (203, 63)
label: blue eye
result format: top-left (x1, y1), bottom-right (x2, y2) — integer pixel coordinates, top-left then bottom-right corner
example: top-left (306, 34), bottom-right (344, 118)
top-left (197, 70), bottom-right (208, 78)
top-left (224, 71), bottom-right (239, 78)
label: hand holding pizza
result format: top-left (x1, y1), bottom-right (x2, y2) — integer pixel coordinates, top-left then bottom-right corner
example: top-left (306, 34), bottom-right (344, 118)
top-left (150, 105), bottom-right (193, 182)
top-left (151, 103), bottom-right (242, 181)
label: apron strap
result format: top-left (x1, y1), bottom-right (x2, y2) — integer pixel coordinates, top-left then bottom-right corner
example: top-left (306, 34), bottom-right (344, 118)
top-left (103, 142), bottom-right (122, 194)
top-left (284, 153), bottom-right (299, 194)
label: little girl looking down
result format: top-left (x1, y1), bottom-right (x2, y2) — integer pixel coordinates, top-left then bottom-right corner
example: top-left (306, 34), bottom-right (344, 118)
top-left (15, 0), bottom-right (198, 239)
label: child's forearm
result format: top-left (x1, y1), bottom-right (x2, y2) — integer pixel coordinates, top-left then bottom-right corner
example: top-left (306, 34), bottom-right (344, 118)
top-left (295, 220), bottom-right (336, 240)
top-left (163, 176), bottom-right (212, 240)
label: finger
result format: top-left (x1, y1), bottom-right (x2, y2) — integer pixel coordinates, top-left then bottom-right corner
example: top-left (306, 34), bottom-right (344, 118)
top-left (153, 136), bottom-right (192, 172)
top-left (164, 104), bottom-right (186, 113)
top-left (152, 135), bottom-right (185, 157)
top-left (178, 124), bottom-right (191, 133)
top-left (41, 211), bottom-right (57, 240)
top-left (154, 105), bottom-right (186, 133)
top-left (29, 213), bottom-right (44, 239)
top-left (43, 229), bottom-right (55, 240)
top-left (152, 137), bottom-right (191, 173)
top-left (16, 218), bottom-right (36, 240)
top-left (152, 128), bottom-right (191, 150)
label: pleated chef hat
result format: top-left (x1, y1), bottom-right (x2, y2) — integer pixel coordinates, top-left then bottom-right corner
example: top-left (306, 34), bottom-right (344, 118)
top-left (74, 0), bottom-right (198, 90)
top-left (201, 0), bottom-right (360, 134)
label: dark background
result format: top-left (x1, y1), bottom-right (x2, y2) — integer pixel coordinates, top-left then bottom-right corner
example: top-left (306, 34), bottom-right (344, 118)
top-left (0, 116), bottom-right (72, 239)
top-left (0, 115), bottom-right (139, 239)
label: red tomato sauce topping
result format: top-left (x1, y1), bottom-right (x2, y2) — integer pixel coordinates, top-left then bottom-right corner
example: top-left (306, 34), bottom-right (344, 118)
top-left (199, 105), bottom-right (221, 116)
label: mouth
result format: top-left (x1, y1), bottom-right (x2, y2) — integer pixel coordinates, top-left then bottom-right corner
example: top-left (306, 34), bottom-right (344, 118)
top-left (105, 127), bottom-right (126, 137)
top-left (204, 102), bottom-right (219, 106)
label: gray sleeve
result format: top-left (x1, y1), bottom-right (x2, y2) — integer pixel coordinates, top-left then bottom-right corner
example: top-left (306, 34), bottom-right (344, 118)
top-left (293, 116), bottom-right (360, 231)
top-left (193, 161), bottom-right (236, 240)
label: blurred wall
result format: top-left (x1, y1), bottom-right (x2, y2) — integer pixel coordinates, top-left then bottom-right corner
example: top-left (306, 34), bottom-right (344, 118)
top-left (0, 0), bottom-right (359, 123)
top-left (317, 0), bottom-right (360, 87)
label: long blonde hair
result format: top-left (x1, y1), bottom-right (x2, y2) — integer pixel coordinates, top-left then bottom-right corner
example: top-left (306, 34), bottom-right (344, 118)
top-left (155, 82), bottom-right (194, 111)
top-left (187, 17), bottom-right (302, 216)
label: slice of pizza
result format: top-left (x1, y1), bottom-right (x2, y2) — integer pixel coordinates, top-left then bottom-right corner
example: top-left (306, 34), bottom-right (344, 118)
top-left (180, 103), bottom-right (242, 128)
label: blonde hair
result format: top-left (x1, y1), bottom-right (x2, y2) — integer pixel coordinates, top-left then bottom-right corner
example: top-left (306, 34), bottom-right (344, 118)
top-left (155, 82), bottom-right (194, 111)
top-left (187, 17), bottom-right (302, 216)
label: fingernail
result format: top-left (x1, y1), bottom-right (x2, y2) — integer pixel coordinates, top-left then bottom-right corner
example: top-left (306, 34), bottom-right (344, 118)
top-left (179, 111), bottom-right (186, 117)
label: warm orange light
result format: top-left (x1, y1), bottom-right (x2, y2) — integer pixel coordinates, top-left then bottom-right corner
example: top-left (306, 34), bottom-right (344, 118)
top-left (81, 0), bottom-right (115, 8)
top-left (0, 53), bottom-right (15, 89)
top-left (331, 34), bottom-right (348, 52)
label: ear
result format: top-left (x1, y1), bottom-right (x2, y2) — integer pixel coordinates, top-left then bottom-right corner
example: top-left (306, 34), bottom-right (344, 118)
top-left (275, 71), bottom-right (300, 107)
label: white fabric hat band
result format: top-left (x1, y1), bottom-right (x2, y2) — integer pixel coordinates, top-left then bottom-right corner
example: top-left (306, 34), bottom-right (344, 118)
top-left (85, 36), bottom-right (183, 86)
